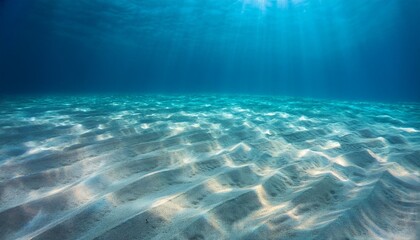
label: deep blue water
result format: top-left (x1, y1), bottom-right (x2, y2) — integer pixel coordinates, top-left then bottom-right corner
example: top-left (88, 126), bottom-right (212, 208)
top-left (1, 0), bottom-right (420, 101)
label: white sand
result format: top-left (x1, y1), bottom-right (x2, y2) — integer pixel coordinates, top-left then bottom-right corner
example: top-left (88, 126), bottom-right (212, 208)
top-left (0, 96), bottom-right (419, 240)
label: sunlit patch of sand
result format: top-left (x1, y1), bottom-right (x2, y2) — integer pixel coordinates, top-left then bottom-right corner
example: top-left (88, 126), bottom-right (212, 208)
top-left (393, 127), bottom-right (419, 133)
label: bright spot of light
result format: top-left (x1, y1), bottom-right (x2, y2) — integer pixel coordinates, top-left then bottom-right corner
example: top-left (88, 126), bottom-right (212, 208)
top-left (243, 0), bottom-right (306, 9)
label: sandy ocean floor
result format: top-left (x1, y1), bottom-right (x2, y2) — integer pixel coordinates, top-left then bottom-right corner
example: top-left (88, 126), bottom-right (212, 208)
top-left (0, 95), bottom-right (419, 240)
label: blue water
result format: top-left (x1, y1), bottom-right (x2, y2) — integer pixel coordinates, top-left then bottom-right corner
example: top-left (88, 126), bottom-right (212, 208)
top-left (1, 2), bottom-right (420, 239)
top-left (1, 0), bottom-right (419, 101)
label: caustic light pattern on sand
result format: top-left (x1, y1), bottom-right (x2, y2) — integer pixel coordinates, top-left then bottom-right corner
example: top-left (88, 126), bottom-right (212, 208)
top-left (0, 96), bottom-right (419, 239)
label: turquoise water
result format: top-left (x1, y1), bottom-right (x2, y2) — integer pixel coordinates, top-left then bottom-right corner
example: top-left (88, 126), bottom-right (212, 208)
top-left (0, 1), bottom-right (419, 239)
top-left (0, 95), bottom-right (419, 239)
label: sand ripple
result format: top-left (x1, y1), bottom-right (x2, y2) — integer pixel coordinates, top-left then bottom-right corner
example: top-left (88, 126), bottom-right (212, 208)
top-left (0, 95), bottom-right (419, 240)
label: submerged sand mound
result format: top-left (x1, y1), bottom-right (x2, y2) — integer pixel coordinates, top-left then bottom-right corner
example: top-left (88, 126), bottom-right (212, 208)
top-left (0, 95), bottom-right (419, 240)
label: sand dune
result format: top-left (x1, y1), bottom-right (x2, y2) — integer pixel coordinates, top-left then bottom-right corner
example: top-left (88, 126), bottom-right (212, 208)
top-left (0, 95), bottom-right (419, 240)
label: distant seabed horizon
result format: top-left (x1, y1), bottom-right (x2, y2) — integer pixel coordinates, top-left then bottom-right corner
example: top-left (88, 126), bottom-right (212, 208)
top-left (0, 95), bottom-right (418, 239)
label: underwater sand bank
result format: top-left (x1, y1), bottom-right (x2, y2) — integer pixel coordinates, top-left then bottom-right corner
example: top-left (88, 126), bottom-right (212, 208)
top-left (0, 95), bottom-right (419, 239)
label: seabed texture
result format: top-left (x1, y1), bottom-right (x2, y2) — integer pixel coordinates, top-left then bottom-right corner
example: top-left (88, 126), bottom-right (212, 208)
top-left (0, 95), bottom-right (419, 240)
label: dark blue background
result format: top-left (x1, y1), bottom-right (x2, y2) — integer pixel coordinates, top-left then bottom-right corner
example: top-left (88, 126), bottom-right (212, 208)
top-left (1, 0), bottom-right (419, 101)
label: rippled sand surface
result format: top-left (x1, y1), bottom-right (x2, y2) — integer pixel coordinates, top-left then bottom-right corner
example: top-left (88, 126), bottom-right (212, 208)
top-left (0, 95), bottom-right (419, 240)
